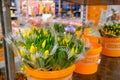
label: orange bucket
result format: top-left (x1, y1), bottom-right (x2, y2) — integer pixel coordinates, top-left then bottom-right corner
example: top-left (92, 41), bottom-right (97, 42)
top-left (101, 37), bottom-right (120, 57)
top-left (74, 43), bottom-right (102, 74)
top-left (0, 48), bottom-right (17, 62)
top-left (83, 35), bottom-right (99, 44)
top-left (75, 28), bottom-right (92, 38)
top-left (75, 60), bottom-right (98, 74)
top-left (84, 28), bottom-right (92, 35)
top-left (0, 48), bottom-right (4, 62)
top-left (25, 65), bottom-right (75, 80)
top-left (86, 44), bottom-right (102, 55)
top-left (84, 43), bottom-right (102, 62)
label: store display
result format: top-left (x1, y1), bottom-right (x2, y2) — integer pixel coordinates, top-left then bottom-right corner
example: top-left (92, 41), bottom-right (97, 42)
top-left (5, 22), bottom-right (86, 79)
top-left (99, 22), bottom-right (120, 37)
top-left (98, 22), bottom-right (120, 80)
top-left (1, 0), bottom-right (120, 79)
top-left (54, 0), bottom-right (81, 17)
top-left (21, 0), bottom-right (55, 17)
top-left (27, 17), bottom-right (43, 26)
top-left (99, 22), bottom-right (120, 57)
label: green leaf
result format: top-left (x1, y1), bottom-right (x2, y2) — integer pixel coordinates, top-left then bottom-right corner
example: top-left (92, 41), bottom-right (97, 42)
top-left (36, 57), bottom-right (45, 68)
top-left (45, 56), bottom-right (56, 70)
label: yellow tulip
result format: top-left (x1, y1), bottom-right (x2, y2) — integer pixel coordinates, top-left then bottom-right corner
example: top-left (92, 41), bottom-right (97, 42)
top-left (57, 37), bottom-right (61, 41)
top-left (32, 26), bottom-right (37, 28)
top-left (75, 47), bottom-right (78, 53)
top-left (20, 66), bottom-right (24, 72)
top-left (70, 47), bottom-right (74, 57)
top-left (20, 49), bottom-right (25, 57)
top-left (30, 45), bottom-right (37, 53)
top-left (16, 30), bottom-right (20, 34)
top-left (28, 29), bottom-right (33, 35)
top-left (44, 50), bottom-right (49, 55)
top-left (42, 40), bottom-right (46, 48)
top-left (43, 30), bottom-right (48, 35)
top-left (30, 54), bottom-right (36, 63)
top-left (23, 29), bottom-right (34, 38)
top-left (44, 50), bottom-right (49, 59)
top-left (63, 39), bottom-right (65, 44)
top-left (22, 30), bottom-right (27, 37)
top-left (64, 38), bottom-right (70, 43)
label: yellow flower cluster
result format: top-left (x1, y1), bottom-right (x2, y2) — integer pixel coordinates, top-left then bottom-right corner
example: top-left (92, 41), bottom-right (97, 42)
top-left (30, 45), bottom-right (37, 53)
top-left (22, 29), bottom-right (33, 38)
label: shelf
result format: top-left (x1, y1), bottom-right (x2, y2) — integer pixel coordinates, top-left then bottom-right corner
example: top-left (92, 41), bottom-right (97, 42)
top-left (73, 10), bottom-right (82, 13)
top-left (11, 15), bottom-right (18, 18)
top-left (55, 0), bottom-right (81, 17)
top-left (10, 7), bottom-right (17, 10)
top-left (11, 14), bottom-right (18, 20)
top-left (55, 10), bottom-right (82, 13)
top-left (65, 0), bottom-right (120, 5)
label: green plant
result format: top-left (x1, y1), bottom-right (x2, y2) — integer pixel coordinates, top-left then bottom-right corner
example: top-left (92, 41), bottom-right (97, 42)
top-left (53, 23), bottom-right (81, 33)
top-left (10, 23), bottom-right (84, 71)
top-left (99, 22), bottom-right (120, 38)
top-left (53, 21), bottom-right (93, 34)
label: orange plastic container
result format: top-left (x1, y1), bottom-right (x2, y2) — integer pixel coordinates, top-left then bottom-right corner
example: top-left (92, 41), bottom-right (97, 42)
top-left (84, 28), bottom-right (92, 35)
top-left (75, 30), bottom-right (82, 38)
top-left (101, 37), bottom-right (120, 57)
top-left (84, 44), bottom-right (102, 62)
top-left (74, 43), bottom-right (102, 74)
top-left (83, 35), bottom-right (99, 44)
top-left (0, 48), bottom-right (4, 61)
top-left (0, 47), bottom-right (17, 62)
top-left (75, 60), bottom-right (98, 74)
top-left (25, 65), bottom-right (75, 80)
top-left (86, 44), bottom-right (102, 55)
top-left (75, 28), bottom-right (91, 38)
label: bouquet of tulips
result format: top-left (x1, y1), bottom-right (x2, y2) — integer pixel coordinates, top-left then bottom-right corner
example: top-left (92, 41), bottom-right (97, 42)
top-left (99, 22), bottom-right (120, 38)
top-left (6, 22), bottom-right (84, 71)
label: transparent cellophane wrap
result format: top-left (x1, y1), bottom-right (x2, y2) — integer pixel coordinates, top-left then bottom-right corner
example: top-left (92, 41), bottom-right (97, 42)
top-left (5, 21), bottom-right (87, 71)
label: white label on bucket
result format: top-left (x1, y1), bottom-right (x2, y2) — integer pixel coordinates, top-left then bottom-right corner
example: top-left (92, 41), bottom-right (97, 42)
top-left (104, 43), bottom-right (120, 50)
